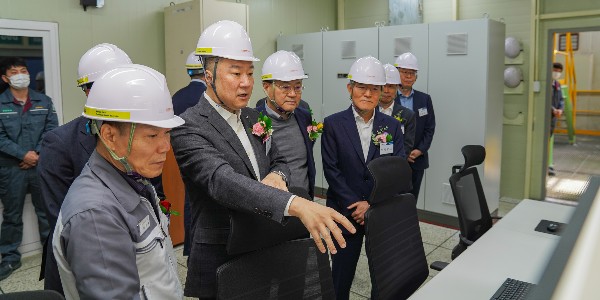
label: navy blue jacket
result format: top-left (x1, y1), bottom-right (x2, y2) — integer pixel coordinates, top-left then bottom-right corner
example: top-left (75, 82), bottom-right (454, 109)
top-left (255, 103), bottom-right (316, 198)
top-left (390, 102), bottom-right (416, 158)
top-left (172, 80), bottom-right (206, 115)
top-left (395, 90), bottom-right (435, 170)
top-left (322, 107), bottom-right (404, 219)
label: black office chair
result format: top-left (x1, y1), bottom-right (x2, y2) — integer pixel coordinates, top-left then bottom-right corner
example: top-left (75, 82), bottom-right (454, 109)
top-left (0, 290), bottom-right (65, 300)
top-left (216, 238), bottom-right (335, 300)
top-left (364, 156), bottom-right (429, 300)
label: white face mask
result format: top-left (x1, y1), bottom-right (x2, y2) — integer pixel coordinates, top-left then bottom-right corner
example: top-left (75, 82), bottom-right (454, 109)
top-left (7, 73), bottom-right (31, 90)
top-left (552, 71), bottom-right (562, 80)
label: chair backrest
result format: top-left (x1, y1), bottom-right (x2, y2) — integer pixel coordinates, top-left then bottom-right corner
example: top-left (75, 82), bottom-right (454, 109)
top-left (364, 156), bottom-right (428, 300)
top-left (0, 290), bottom-right (65, 300)
top-left (450, 145), bottom-right (493, 245)
top-left (216, 238), bottom-right (335, 300)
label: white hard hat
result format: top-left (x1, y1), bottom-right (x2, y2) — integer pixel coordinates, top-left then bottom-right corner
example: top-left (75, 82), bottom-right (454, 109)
top-left (394, 52), bottom-right (419, 71)
top-left (348, 56), bottom-right (386, 86)
top-left (83, 64), bottom-right (184, 129)
top-left (383, 64), bottom-right (401, 84)
top-left (261, 50), bottom-right (308, 81)
top-left (195, 20), bottom-right (259, 62)
top-left (185, 51), bottom-right (203, 70)
top-left (77, 43), bottom-right (132, 86)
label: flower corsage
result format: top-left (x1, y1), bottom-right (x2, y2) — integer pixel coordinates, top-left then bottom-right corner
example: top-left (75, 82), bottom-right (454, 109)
top-left (307, 109), bottom-right (324, 141)
top-left (371, 126), bottom-right (393, 146)
top-left (159, 200), bottom-right (180, 217)
top-left (251, 112), bottom-right (273, 143)
top-left (394, 110), bottom-right (404, 123)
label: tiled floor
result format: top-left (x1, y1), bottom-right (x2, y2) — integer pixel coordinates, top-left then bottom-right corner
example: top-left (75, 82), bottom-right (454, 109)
top-left (0, 199), bottom-right (518, 299)
top-left (547, 134), bottom-right (600, 201)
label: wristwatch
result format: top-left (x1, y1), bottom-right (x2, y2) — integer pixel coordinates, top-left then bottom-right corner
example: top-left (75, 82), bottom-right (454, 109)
top-left (271, 170), bottom-right (288, 186)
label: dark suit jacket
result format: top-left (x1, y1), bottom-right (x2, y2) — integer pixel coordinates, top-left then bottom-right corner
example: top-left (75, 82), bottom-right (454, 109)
top-left (390, 102), bottom-right (416, 158)
top-left (171, 95), bottom-right (293, 297)
top-left (395, 90), bottom-right (435, 170)
top-left (255, 103), bottom-right (316, 198)
top-left (172, 80), bottom-right (206, 115)
top-left (322, 107), bottom-right (404, 223)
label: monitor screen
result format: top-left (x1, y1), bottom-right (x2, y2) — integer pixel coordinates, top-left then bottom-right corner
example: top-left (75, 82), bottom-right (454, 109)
top-left (529, 176), bottom-right (600, 299)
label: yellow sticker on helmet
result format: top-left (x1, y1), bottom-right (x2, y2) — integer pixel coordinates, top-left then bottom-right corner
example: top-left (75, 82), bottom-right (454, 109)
top-left (261, 74), bottom-right (273, 80)
top-left (348, 74), bottom-right (353, 79)
top-left (186, 64), bottom-right (203, 68)
top-left (77, 76), bottom-right (89, 86)
top-left (84, 106), bottom-right (131, 120)
top-left (195, 47), bottom-right (213, 55)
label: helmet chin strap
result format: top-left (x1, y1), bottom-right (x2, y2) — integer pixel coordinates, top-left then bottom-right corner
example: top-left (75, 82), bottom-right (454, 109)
top-left (264, 82), bottom-right (292, 118)
top-left (92, 120), bottom-right (138, 176)
top-left (207, 57), bottom-right (234, 112)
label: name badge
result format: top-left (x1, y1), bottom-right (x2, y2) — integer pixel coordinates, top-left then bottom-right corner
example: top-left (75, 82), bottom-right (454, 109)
top-left (265, 136), bottom-right (272, 155)
top-left (380, 142), bottom-right (393, 155)
top-left (401, 125), bottom-right (405, 134)
top-left (418, 107), bottom-right (428, 117)
top-left (138, 215), bottom-right (150, 236)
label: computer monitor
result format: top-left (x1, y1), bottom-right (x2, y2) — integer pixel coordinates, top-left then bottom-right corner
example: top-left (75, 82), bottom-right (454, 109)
top-left (529, 176), bottom-right (600, 299)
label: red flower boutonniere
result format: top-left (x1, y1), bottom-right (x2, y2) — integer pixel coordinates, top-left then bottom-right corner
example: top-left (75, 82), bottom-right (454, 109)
top-left (159, 200), bottom-right (180, 217)
top-left (251, 112), bottom-right (273, 143)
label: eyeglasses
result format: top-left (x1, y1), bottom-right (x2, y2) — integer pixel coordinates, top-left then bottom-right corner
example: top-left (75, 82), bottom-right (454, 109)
top-left (399, 70), bottom-right (417, 77)
top-left (274, 83), bottom-right (304, 94)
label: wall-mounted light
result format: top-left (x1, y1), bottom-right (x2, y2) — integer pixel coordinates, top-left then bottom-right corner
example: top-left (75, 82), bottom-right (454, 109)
top-left (504, 36), bottom-right (522, 59)
top-left (504, 66), bottom-right (523, 88)
top-left (81, 0), bottom-right (104, 11)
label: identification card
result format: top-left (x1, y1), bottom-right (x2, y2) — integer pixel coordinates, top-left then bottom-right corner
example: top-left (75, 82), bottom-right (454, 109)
top-left (138, 215), bottom-right (150, 236)
top-left (401, 125), bottom-right (405, 134)
top-left (380, 142), bottom-right (393, 155)
top-left (418, 107), bottom-right (428, 117)
top-left (265, 136), bottom-right (272, 155)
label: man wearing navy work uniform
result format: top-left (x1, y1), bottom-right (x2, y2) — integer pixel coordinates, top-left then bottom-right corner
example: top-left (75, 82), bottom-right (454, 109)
top-left (37, 43), bottom-right (133, 293)
top-left (256, 50), bottom-right (316, 199)
top-left (171, 51), bottom-right (207, 256)
top-left (322, 56), bottom-right (405, 300)
top-left (0, 57), bottom-right (58, 280)
top-left (394, 52), bottom-right (435, 200)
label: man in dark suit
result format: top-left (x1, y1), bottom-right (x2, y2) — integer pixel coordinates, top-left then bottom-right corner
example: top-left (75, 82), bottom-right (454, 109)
top-left (322, 56), bottom-right (405, 300)
top-left (171, 20), bottom-right (354, 299)
top-left (255, 50), bottom-right (316, 198)
top-left (394, 52), bottom-right (436, 200)
top-left (171, 51), bottom-right (207, 256)
top-left (380, 63), bottom-right (416, 158)
top-left (37, 43), bottom-right (163, 294)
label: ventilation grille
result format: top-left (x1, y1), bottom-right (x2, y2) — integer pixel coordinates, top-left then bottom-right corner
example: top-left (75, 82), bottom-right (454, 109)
top-left (291, 44), bottom-right (304, 60)
top-left (341, 41), bottom-right (357, 59)
top-left (394, 37), bottom-right (412, 56)
top-left (447, 33), bottom-right (468, 55)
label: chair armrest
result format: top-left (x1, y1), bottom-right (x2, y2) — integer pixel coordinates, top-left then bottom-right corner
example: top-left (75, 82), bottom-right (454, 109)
top-left (430, 261), bottom-right (449, 271)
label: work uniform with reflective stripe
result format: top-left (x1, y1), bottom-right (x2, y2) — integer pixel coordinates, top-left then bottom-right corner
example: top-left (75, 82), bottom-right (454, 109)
top-left (0, 88), bottom-right (57, 264)
top-left (53, 151), bottom-right (182, 300)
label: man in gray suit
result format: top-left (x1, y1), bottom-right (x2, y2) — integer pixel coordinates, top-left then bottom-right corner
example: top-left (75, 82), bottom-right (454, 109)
top-left (171, 20), bottom-right (355, 299)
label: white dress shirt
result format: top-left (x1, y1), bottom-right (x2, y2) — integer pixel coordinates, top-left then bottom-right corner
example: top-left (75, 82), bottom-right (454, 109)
top-left (379, 101), bottom-right (394, 116)
top-left (352, 106), bottom-right (375, 162)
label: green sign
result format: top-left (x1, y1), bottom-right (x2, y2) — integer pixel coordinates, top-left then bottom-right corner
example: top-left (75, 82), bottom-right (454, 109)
top-left (0, 35), bottom-right (23, 45)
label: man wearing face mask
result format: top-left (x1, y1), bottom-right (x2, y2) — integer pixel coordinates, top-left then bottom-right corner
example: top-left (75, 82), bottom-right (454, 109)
top-left (0, 57), bottom-right (58, 280)
top-left (548, 62), bottom-right (564, 176)
top-left (256, 50), bottom-right (316, 199)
